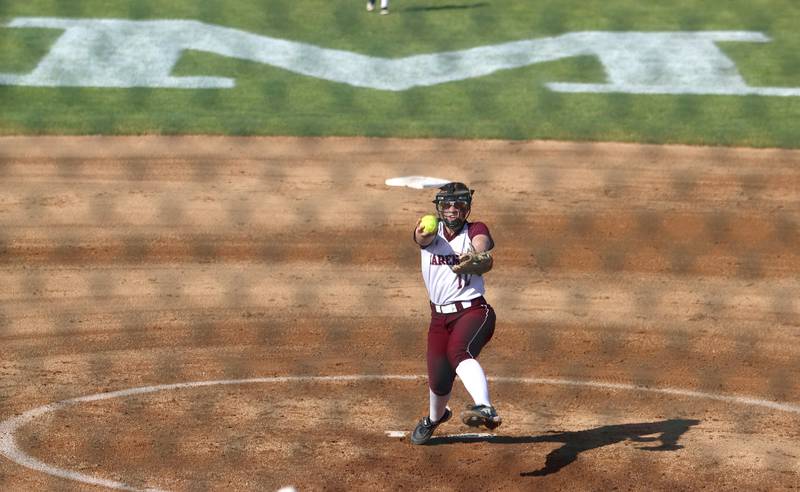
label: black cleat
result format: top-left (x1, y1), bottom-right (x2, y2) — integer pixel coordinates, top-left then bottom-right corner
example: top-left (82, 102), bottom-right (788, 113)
top-left (410, 407), bottom-right (452, 445)
top-left (461, 404), bottom-right (502, 430)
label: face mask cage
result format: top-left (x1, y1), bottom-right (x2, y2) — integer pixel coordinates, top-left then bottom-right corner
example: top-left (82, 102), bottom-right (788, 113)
top-left (434, 195), bottom-right (471, 228)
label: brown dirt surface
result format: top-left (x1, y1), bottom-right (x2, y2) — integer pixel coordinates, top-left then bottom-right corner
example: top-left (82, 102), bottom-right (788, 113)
top-left (0, 136), bottom-right (799, 491)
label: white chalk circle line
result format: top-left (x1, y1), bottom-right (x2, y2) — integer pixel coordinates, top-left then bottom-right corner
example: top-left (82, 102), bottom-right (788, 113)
top-left (2, 374), bottom-right (799, 491)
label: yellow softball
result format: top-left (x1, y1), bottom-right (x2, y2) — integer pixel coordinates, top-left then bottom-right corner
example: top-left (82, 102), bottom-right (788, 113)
top-left (420, 214), bottom-right (438, 234)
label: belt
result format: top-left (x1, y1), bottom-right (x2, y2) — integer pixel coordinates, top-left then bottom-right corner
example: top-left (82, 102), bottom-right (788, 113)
top-left (431, 296), bottom-right (485, 314)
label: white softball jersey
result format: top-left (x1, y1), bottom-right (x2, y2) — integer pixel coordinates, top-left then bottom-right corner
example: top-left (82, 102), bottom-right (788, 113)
top-left (419, 221), bottom-right (493, 306)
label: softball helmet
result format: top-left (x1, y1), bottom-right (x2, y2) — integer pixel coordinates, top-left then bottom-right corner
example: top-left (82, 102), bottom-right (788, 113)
top-left (433, 182), bottom-right (474, 230)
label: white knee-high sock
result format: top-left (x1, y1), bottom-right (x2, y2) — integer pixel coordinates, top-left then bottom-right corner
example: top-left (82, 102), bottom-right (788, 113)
top-left (380, 0), bottom-right (388, 8)
top-left (455, 358), bottom-right (491, 407)
top-left (429, 389), bottom-right (450, 422)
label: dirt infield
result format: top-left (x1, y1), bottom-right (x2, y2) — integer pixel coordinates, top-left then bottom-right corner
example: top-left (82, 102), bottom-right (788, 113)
top-left (0, 136), bottom-right (799, 490)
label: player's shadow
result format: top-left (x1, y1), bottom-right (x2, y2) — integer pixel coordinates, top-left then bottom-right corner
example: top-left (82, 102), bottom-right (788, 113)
top-left (427, 418), bottom-right (700, 476)
top-left (403, 2), bottom-right (489, 12)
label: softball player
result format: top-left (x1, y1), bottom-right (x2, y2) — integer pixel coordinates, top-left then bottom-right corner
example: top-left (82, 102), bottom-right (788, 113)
top-left (366, 0), bottom-right (389, 14)
top-left (410, 182), bottom-right (501, 445)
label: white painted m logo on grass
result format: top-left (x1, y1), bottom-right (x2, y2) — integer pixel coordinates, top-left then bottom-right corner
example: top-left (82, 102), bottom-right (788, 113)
top-left (1, 17), bottom-right (799, 96)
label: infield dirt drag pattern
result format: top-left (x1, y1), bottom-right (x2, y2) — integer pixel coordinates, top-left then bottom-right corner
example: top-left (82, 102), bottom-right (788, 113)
top-left (0, 136), bottom-right (799, 490)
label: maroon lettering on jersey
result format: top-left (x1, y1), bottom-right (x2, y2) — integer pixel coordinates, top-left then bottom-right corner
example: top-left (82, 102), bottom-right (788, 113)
top-left (430, 254), bottom-right (460, 265)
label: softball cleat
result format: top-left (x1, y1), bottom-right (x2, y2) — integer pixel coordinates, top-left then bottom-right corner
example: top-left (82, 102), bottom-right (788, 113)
top-left (461, 404), bottom-right (502, 430)
top-left (410, 407), bottom-right (452, 445)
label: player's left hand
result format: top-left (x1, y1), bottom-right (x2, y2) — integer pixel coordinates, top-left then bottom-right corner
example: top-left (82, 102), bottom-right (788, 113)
top-left (451, 250), bottom-right (493, 275)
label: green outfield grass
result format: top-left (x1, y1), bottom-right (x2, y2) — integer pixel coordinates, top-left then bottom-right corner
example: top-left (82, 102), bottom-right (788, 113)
top-left (0, 0), bottom-right (799, 146)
